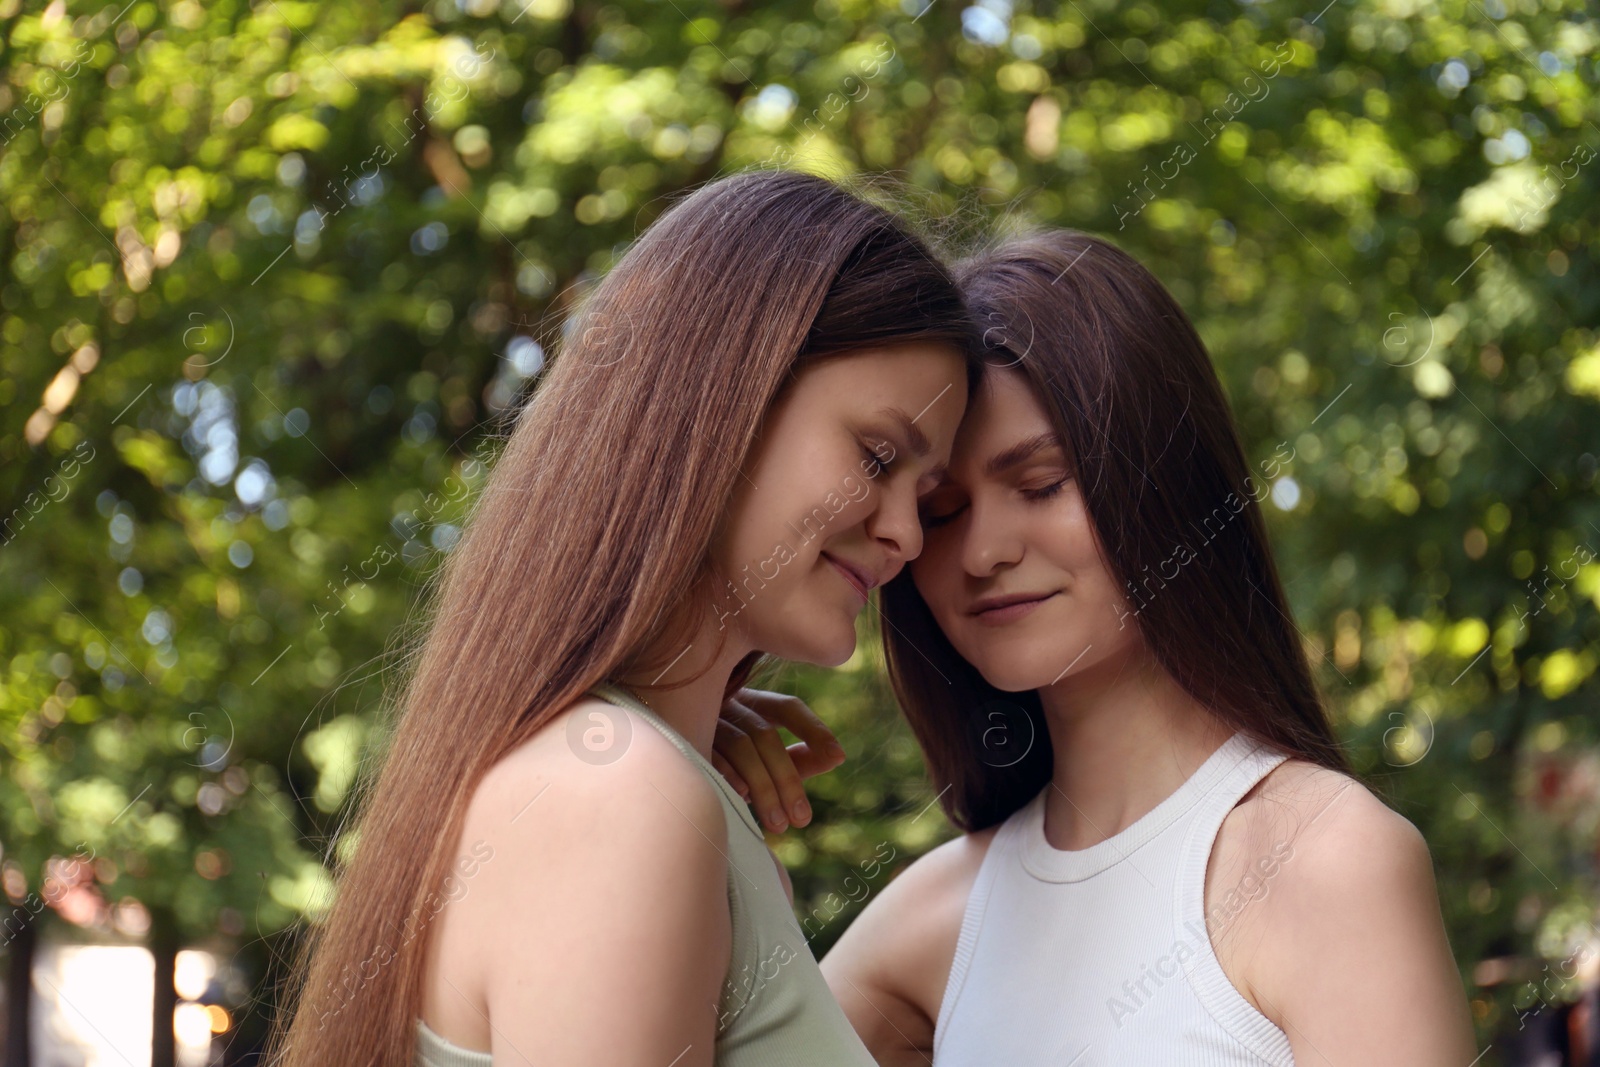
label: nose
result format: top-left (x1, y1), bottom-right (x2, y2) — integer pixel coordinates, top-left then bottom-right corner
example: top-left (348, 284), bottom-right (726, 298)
top-left (864, 479), bottom-right (924, 572)
top-left (961, 493), bottom-right (1022, 578)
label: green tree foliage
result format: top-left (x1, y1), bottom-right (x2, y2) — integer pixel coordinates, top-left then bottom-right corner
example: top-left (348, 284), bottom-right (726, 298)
top-left (1, 0), bottom-right (1596, 1055)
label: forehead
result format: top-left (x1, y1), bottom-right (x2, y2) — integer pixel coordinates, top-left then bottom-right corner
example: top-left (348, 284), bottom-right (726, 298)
top-left (788, 343), bottom-right (970, 438)
top-left (794, 343), bottom-right (966, 399)
top-left (946, 366), bottom-right (1058, 473)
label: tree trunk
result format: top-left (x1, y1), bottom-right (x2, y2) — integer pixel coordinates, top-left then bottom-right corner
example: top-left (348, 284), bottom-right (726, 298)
top-left (4, 911), bottom-right (36, 1067)
top-left (149, 907), bottom-right (179, 1067)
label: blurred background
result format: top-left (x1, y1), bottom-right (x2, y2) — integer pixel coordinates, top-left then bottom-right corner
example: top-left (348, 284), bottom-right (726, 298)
top-left (1, 0), bottom-right (1597, 1062)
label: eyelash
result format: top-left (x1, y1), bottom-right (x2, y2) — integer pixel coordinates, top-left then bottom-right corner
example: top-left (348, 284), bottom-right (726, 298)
top-left (920, 477), bottom-right (1068, 529)
top-left (860, 442), bottom-right (892, 475)
top-left (1023, 477), bottom-right (1069, 501)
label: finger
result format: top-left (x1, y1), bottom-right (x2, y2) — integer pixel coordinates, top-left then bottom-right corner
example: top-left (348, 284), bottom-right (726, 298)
top-left (722, 702), bottom-right (813, 828)
top-left (713, 702), bottom-right (775, 817)
top-left (786, 740), bottom-right (845, 780)
top-left (736, 689), bottom-right (846, 769)
top-left (713, 717), bottom-right (789, 833)
top-left (710, 750), bottom-right (750, 801)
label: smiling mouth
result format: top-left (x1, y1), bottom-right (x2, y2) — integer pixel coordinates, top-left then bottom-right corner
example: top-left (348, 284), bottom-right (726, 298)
top-left (970, 592), bottom-right (1058, 623)
top-left (822, 554), bottom-right (871, 603)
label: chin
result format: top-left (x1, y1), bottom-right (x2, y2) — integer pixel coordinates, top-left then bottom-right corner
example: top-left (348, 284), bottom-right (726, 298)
top-left (792, 639), bottom-right (856, 669)
top-left (816, 620), bottom-right (859, 666)
top-left (957, 642), bottom-right (1059, 692)
top-left (763, 617), bottom-right (858, 668)
top-left (974, 662), bottom-right (1049, 693)
top-left (820, 641), bottom-right (856, 667)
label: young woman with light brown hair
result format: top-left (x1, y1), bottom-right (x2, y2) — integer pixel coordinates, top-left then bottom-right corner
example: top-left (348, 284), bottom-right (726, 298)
top-left (266, 169), bottom-right (981, 1066)
top-left (714, 230), bottom-right (1479, 1066)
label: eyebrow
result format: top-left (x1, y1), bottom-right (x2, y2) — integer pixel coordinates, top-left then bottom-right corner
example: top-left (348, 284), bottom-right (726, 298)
top-left (876, 406), bottom-right (933, 458)
top-left (875, 405), bottom-right (950, 485)
top-left (984, 432), bottom-right (1065, 478)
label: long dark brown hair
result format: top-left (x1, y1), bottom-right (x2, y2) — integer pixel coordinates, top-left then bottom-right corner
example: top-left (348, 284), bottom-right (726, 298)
top-left (269, 169), bottom-right (980, 1066)
top-left (882, 230), bottom-right (1348, 833)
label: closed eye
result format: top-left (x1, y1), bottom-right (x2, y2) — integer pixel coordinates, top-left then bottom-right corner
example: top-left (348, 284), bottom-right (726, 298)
top-left (1022, 477), bottom-right (1070, 501)
top-left (860, 441), bottom-right (893, 477)
top-left (919, 501), bottom-right (967, 529)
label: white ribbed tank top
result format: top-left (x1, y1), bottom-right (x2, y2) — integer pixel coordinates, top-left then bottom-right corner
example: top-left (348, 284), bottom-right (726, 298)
top-left (933, 732), bottom-right (1297, 1067)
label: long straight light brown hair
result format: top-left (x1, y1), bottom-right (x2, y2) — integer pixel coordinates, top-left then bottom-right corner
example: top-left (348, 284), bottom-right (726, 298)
top-left (268, 169), bottom-right (980, 1066)
top-left (882, 230), bottom-right (1349, 833)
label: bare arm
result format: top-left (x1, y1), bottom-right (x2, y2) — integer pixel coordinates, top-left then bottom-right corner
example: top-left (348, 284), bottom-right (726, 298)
top-left (425, 702), bottom-right (731, 1065)
top-left (1237, 773), bottom-right (1479, 1067)
top-left (821, 830), bottom-right (995, 1066)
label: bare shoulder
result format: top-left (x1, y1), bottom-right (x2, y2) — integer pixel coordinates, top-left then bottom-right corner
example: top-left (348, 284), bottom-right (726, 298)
top-left (475, 696), bottom-right (719, 820)
top-left (422, 695), bottom-right (730, 1051)
top-left (840, 823), bottom-right (1000, 962)
top-left (885, 823), bottom-right (999, 909)
top-left (1214, 757), bottom-right (1429, 897)
top-left (822, 824), bottom-right (999, 1050)
top-left (1208, 756), bottom-right (1474, 1062)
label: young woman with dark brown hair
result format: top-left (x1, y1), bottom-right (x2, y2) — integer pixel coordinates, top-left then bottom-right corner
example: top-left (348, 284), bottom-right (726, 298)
top-left (266, 169), bottom-right (982, 1067)
top-left (714, 231), bottom-right (1479, 1066)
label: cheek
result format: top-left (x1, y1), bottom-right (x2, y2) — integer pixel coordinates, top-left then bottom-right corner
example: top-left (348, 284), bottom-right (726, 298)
top-left (761, 435), bottom-right (870, 525)
top-left (713, 488), bottom-right (770, 573)
top-left (717, 461), bottom-right (875, 604)
top-left (909, 536), bottom-right (959, 611)
top-left (1040, 489), bottom-right (1103, 572)
top-left (1059, 508), bottom-right (1135, 623)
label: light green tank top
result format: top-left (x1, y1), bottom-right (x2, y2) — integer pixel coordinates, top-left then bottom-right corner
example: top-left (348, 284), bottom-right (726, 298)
top-left (414, 682), bottom-right (877, 1066)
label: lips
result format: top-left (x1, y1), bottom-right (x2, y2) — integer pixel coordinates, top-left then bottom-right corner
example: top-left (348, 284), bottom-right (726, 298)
top-left (822, 553), bottom-right (874, 602)
top-left (969, 591), bottom-right (1058, 619)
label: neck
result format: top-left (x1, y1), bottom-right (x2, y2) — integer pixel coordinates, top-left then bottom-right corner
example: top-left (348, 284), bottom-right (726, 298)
top-left (610, 609), bottom-right (753, 759)
top-left (1035, 643), bottom-right (1233, 851)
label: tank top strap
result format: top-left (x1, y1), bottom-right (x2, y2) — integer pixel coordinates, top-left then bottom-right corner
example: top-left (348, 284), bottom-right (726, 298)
top-left (583, 683), bottom-right (767, 1042)
top-left (1172, 733), bottom-right (1295, 1064)
top-left (586, 681), bottom-right (766, 841)
top-left (1182, 732), bottom-right (1291, 829)
top-left (584, 682), bottom-right (878, 1065)
top-left (932, 788), bottom-right (1039, 1058)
